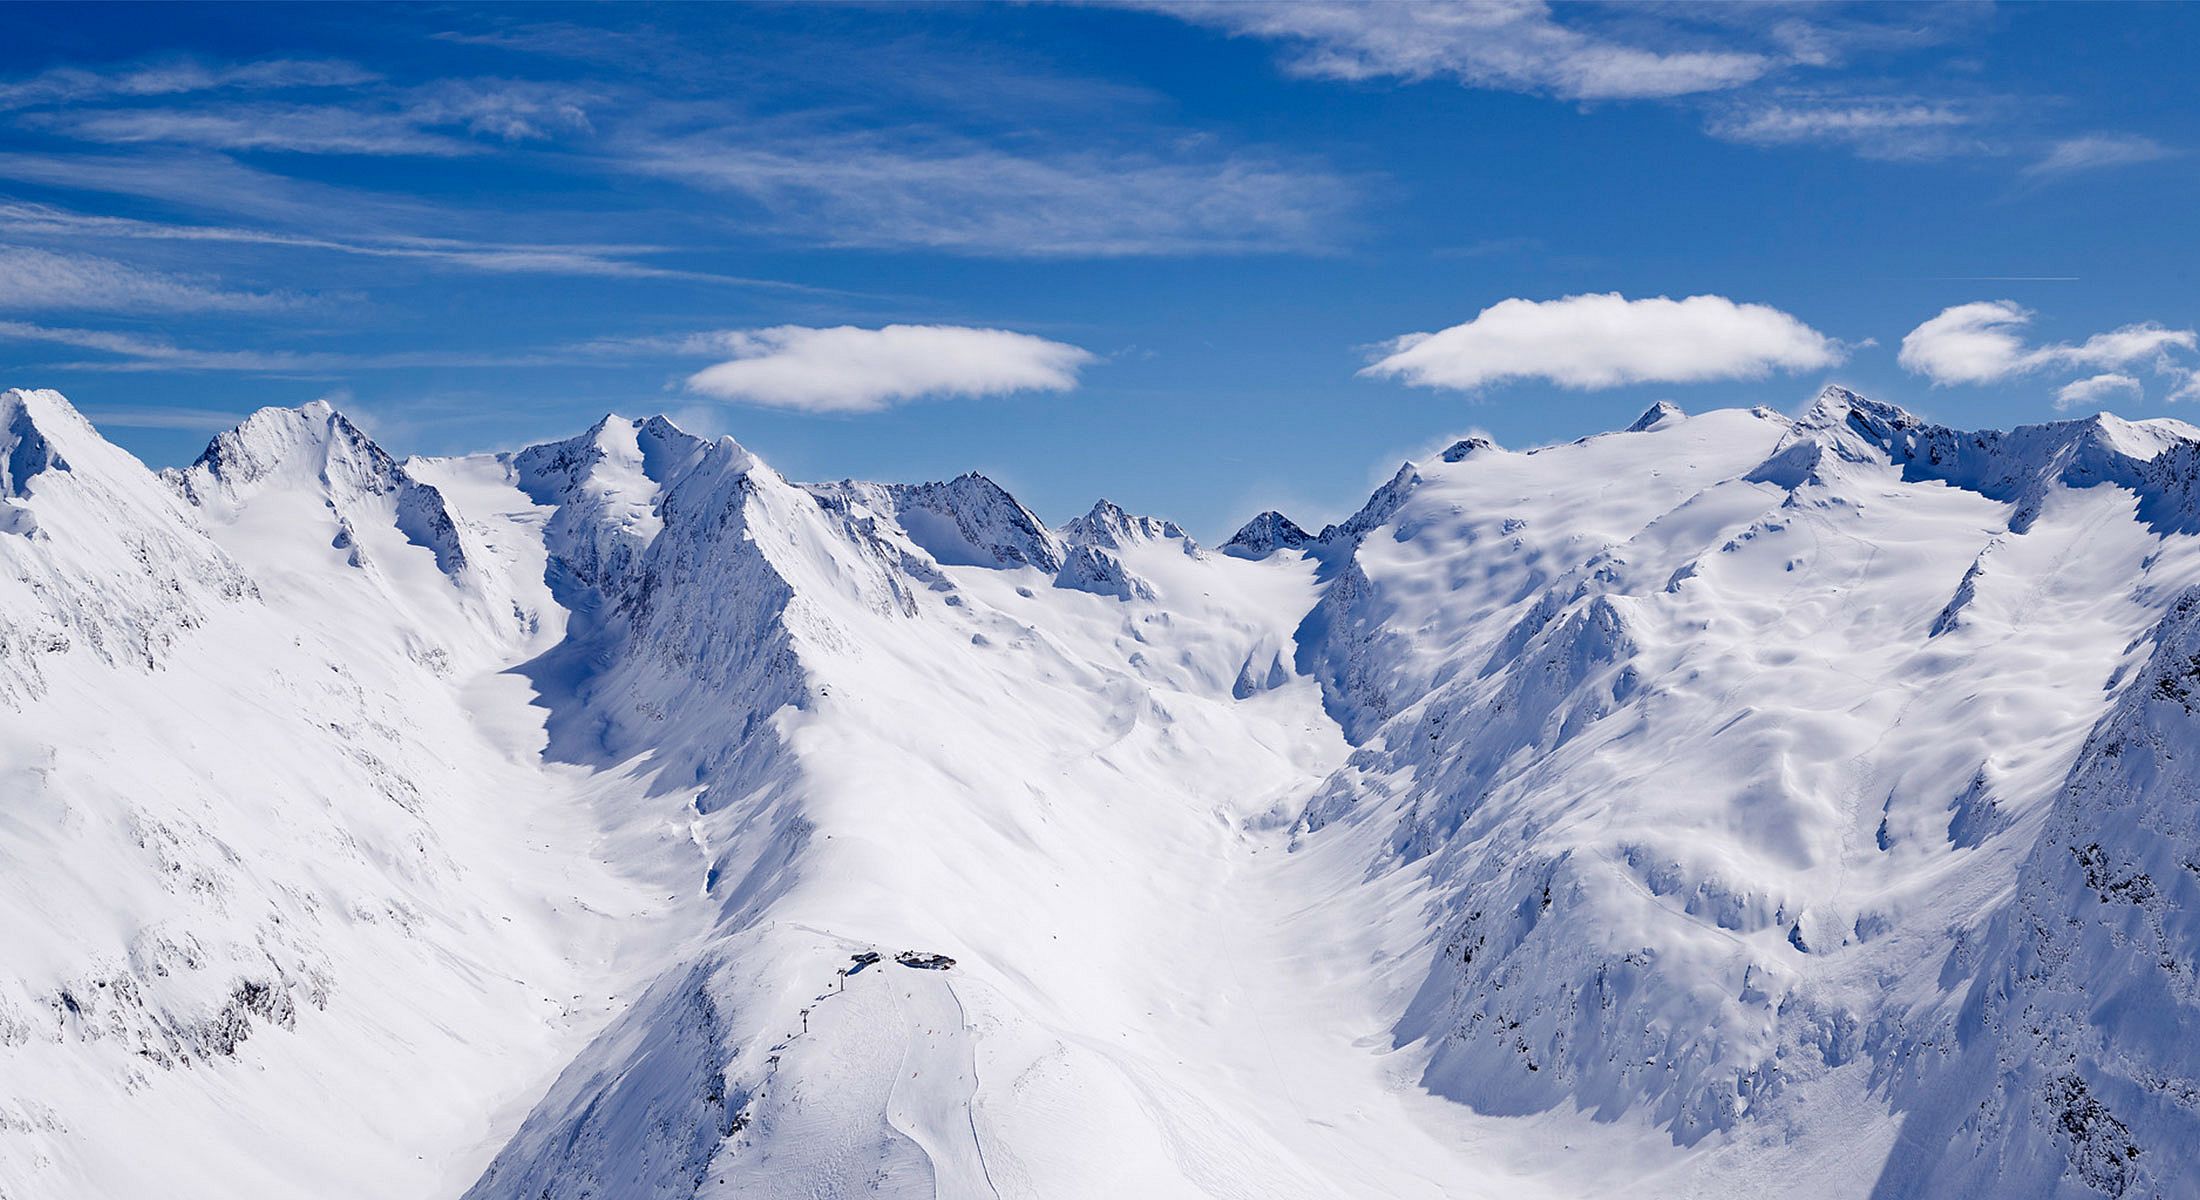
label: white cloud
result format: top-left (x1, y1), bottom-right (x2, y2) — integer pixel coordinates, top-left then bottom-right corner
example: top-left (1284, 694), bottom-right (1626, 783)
top-left (1361, 293), bottom-right (1843, 393)
top-left (1897, 301), bottom-right (2037, 385)
top-left (2055, 373), bottom-right (2142, 412)
top-left (1147, 1), bottom-right (1773, 101)
top-left (2025, 134), bottom-right (2174, 178)
top-left (2071, 324), bottom-right (2200, 368)
top-left (684, 325), bottom-right (1096, 413)
top-left (0, 245), bottom-right (297, 312)
top-left (1898, 301), bottom-right (2197, 386)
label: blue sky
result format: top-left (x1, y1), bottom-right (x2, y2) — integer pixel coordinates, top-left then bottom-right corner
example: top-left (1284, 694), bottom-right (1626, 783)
top-left (2, 2), bottom-right (2196, 537)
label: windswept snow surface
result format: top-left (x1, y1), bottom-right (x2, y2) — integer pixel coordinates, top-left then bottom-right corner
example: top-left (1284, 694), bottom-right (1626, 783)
top-left (5, 385), bottom-right (2200, 1198)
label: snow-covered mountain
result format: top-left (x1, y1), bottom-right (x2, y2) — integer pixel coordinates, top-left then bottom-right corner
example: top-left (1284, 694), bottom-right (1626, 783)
top-left (4, 384), bottom-right (2198, 1199)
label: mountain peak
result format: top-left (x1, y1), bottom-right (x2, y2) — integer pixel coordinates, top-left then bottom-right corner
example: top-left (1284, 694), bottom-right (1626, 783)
top-left (1796, 384), bottom-right (1914, 433)
top-left (1440, 435), bottom-right (1499, 462)
top-left (514, 415), bottom-right (711, 505)
top-left (1625, 401), bottom-right (1685, 433)
top-left (583, 410), bottom-right (698, 447)
top-left (1319, 460), bottom-right (1421, 545)
top-left (178, 401), bottom-right (471, 577)
top-left (638, 412), bottom-right (692, 440)
top-left (810, 470), bottom-right (1064, 572)
top-left (1768, 387), bottom-right (2200, 535)
top-left (1, 388), bottom-right (79, 500)
top-left (185, 400), bottom-right (397, 498)
top-left (1061, 497), bottom-right (1194, 553)
top-left (22, 383), bottom-right (2200, 1198)
top-left (1223, 510), bottom-right (1313, 559)
top-left (1053, 541), bottom-right (1155, 601)
top-left (5, 388), bottom-right (222, 529)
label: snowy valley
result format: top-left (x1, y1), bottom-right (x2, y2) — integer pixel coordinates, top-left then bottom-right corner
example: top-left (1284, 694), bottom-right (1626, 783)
top-left (2, 383), bottom-right (2198, 1199)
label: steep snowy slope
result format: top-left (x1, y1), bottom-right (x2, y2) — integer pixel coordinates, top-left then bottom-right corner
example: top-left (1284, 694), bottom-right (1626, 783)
top-left (6, 385), bottom-right (2200, 1199)
top-left (1875, 589), bottom-right (2200, 1199)
top-left (1287, 388), bottom-right (2200, 1193)
top-left (173, 399), bottom-right (472, 580)
top-left (464, 429), bottom-right (1426, 1198)
top-left (808, 472), bottom-right (1065, 572)
top-left (0, 388), bottom-right (254, 704)
top-left (0, 393), bottom-right (703, 1199)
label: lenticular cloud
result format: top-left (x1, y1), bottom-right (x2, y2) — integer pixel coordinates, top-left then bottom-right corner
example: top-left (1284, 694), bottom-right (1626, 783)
top-left (1362, 292), bottom-right (1844, 392)
top-left (686, 323), bottom-right (1095, 413)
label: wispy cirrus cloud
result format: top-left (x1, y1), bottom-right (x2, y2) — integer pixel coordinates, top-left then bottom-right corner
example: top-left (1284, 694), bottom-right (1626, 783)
top-left (684, 324), bottom-right (1096, 413)
top-left (435, 16), bottom-right (1361, 258)
top-left (3, 42), bottom-right (1342, 261)
top-left (1363, 293), bottom-right (1845, 393)
top-left (1142, 0), bottom-right (1774, 101)
top-left (2023, 133), bottom-right (2175, 178)
top-left (0, 319), bottom-right (344, 371)
top-left (1143, 1), bottom-right (2157, 177)
top-left (437, 16), bottom-right (1170, 120)
top-left (0, 45), bottom-right (594, 162)
top-left (0, 244), bottom-right (302, 312)
top-left (26, 104), bottom-right (480, 156)
top-left (628, 130), bottom-right (1353, 257)
top-left (0, 319), bottom-right (574, 373)
top-left (403, 78), bottom-right (595, 142)
top-left (431, 22), bottom-right (677, 71)
top-left (1704, 92), bottom-right (1995, 160)
top-left (0, 147), bottom-right (457, 229)
top-left (0, 58), bottom-right (375, 109)
top-left (75, 403), bottom-right (251, 430)
top-left (21, 80), bottom-right (595, 156)
top-left (0, 200), bottom-right (825, 290)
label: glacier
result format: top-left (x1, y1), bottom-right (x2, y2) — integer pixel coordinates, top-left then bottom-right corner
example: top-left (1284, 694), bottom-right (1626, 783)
top-left (2, 383), bottom-right (2198, 1198)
